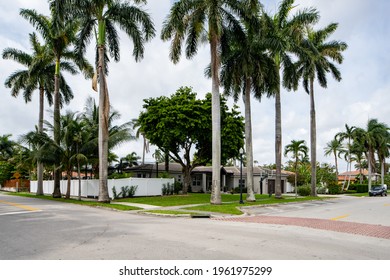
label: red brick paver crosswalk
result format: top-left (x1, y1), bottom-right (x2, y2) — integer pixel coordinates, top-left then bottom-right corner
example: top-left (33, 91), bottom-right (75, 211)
top-left (214, 216), bottom-right (390, 240)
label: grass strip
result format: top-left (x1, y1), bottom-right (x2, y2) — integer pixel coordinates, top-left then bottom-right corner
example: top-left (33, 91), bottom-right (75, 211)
top-left (5, 192), bottom-right (142, 211)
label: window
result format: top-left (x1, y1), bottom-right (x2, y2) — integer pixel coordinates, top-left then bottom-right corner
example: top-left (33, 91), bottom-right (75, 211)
top-left (192, 174), bottom-right (202, 186)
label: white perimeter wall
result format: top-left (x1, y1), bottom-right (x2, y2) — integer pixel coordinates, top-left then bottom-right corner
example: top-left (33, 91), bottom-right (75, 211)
top-left (30, 178), bottom-right (175, 198)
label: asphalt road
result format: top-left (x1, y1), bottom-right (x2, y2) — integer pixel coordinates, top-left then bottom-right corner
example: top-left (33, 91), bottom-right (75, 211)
top-left (0, 192), bottom-right (389, 260)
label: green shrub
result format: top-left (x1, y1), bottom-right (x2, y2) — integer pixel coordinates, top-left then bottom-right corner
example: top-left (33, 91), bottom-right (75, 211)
top-left (108, 172), bottom-right (132, 179)
top-left (162, 183), bottom-right (174, 195)
top-left (162, 182), bottom-right (183, 195)
top-left (173, 181), bottom-right (183, 194)
top-left (112, 187), bottom-right (119, 199)
top-left (297, 185), bottom-right (311, 196)
top-left (113, 185), bottom-right (138, 199)
top-left (233, 186), bottom-right (247, 194)
top-left (328, 183), bottom-right (341, 194)
top-left (355, 184), bottom-right (368, 193)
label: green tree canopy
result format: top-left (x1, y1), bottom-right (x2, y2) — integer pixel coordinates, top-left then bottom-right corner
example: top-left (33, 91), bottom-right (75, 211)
top-left (137, 86), bottom-right (244, 193)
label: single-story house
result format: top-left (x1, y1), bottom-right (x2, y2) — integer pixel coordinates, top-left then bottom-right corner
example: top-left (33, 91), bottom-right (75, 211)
top-left (125, 162), bottom-right (292, 194)
top-left (338, 169), bottom-right (380, 184)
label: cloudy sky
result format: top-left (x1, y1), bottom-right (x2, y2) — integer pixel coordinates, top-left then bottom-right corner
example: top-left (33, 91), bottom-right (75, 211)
top-left (1, 0), bottom-right (389, 172)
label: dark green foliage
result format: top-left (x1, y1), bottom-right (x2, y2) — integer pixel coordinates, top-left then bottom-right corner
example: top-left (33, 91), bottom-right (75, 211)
top-left (327, 183), bottom-right (341, 195)
top-left (162, 182), bottom-right (183, 196)
top-left (112, 185), bottom-right (138, 199)
top-left (355, 184), bottom-right (369, 193)
top-left (297, 185), bottom-right (311, 196)
top-left (138, 86), bottom-right (244, 194)
top-left (108, 172), bottom-right (132, 179)
top-left (0, 161), bottom-right (14, 185)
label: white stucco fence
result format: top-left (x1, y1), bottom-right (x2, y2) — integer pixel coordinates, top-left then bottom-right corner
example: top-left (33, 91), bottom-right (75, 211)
top-left (30, 178), bottom-right (175, 198)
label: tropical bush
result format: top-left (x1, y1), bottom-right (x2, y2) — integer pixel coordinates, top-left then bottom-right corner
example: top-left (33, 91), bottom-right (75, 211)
top-left (297, 185), bottom-right (311, 196)
top-left (112, 185), bottom-right (138, 199)
top-left (327, 183), bottom-right (341, 194)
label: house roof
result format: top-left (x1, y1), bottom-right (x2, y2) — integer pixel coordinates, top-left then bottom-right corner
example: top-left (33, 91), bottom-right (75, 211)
top-left (339, 169), bottom-right (380, 176)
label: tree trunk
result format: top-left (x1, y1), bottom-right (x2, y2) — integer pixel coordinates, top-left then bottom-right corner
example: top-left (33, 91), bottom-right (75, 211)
top-left (381, 160), bottom-right (385, 186)
top-left (244, 79), bottom-right (255, 202)
top-left (310, 79), bottom-right (317, 196)
top-left (275, 78), bottom-right (282, 198)
top-left (294, 159), bottom-right (298, 197)
top-left (334, 152), bottom-right (339, 185)
top-left (97, 41), bottom-right (110, 203)
top-left (78, 158), bottom-right (82, 201)
top-left (182, 166), bottom-right (191, 195)
top-left (52, 59), bottom-right (62, 198)
top-left (210, 33), bottom-right (221, 205)
top-left (368, 150), bottom-right (372, 191)
top-left (65, 170), bottom-right (71, 199)
top-left (36, 87), bottom-right (44, 195)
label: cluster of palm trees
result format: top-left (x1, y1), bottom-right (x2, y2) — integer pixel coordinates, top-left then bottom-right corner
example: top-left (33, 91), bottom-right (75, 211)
top-left (162, 0), bottom-right (347, 201)
top-left (325, 119), bottom-right (390, 190)
top-left (284, 119), bottom-right (390, 194)
top-left (3, 0), bottom-right (348, 203)
top-left (3, 0), bottom-right (155, 202)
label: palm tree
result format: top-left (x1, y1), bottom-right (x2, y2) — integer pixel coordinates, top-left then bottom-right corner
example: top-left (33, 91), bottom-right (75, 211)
top-left (0, 135), bottom-right (16, 161)
top-left (324, 138), bottom-right (345, 181)
top-left (132, 118), bottom-right (149, 165)
top-left (335, 124), bottom-right (356, 189)
top-left (284, 139), bottom-right (308, 196)
top-left (262, 0), bottom-right (319, 198)
top-left (295, 23), bottom-right (347, 196)
top-left (349, 138), bottom-right (366, 184)
top-left (161, 0), bottom-right (257, 204)
top-left (20, 8), bottom-right (93, 198)
top-left (80, 97), bottom-right (135, 180)
top-left (2, 33), bottom-right (76, 195)
top-left (218, 7), bottom-right (278, 201)
top-left (374, 123), bottom-right (390, 186)
top-left (353, 119), bottom-right (388, 190)
top-left (52, 0), bottom-right (155, 203)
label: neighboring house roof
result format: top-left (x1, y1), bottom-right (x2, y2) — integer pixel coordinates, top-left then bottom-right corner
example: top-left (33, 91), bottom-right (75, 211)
top-left (339, 169), bottom-right (380, 176)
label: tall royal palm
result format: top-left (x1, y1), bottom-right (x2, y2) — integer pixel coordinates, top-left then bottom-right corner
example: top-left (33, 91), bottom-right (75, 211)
top-left (2, 33), bottom-right (75, 195)
top-left (262, 0), bottom-right (319, 198)
top-left (20, 8), bottom-right (92, 198)
top-left (284, 139), bottom-right (308, 196)
top-left (219, 5), bottom-right (278, 201)
top-left (295, 23), bottom-right (347, 196)
top-left (161, 0), bottom-right (257, 204)
top-left (51, 0), bottom-right (155, 202)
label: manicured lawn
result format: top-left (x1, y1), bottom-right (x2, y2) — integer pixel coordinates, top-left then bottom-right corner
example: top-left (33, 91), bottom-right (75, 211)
top-left (115, 193), bottom-right (275, 206)
top-left (5, 191), bottom-right (330, 216)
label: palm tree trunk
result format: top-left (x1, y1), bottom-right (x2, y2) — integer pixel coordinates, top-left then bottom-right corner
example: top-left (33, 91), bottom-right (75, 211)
top-left (310, 79), bottom-right (317, 196)
top-left (210, 33), bottom-right (221, 205)
top-left (368, 150), bottom-right (372, 191)
top-left (52, 60), bottom-right (62, 198)
top-left (294, 159), bottom-right (298, 197)
top-left (66, 170), bottom-right (71, 199)
top-left (97, 44), bottom-right (110, 203)
top-left (77, 158), bottom-right (82, 201)
top-left (36, 87), bottom-right (44, 195)
top-left (381, 160), bottom-right (385, 186)
top-left (244, 79), bottom-right (255, 201)
top-left (334, 152), bottom-right (339, 184)
top-left (275, 79), bottom-right (282, 198)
